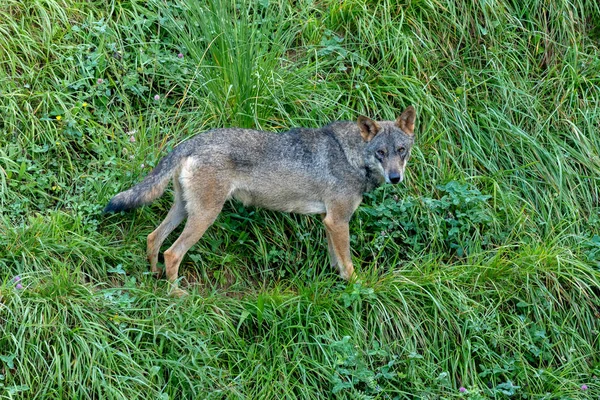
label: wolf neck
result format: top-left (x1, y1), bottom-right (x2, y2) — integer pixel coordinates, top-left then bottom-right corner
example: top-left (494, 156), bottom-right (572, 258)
top-left (329, 122), bottom-right (383, 193)
top-left (363, 163), bottom-right (384, 192)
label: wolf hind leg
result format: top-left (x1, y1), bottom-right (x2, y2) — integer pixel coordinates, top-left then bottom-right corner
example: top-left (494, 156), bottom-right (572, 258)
top-left (147, 178), bottom-right (187, 277)
top-left (163, 176), bottom-right (229, 296)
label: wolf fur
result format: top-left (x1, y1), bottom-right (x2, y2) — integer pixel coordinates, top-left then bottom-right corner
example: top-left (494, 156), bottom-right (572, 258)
top-left (105, 106), bottom-right (416, 294)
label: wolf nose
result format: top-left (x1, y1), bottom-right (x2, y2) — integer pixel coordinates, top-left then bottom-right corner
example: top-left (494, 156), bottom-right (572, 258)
top-left (389, 172), bottom-right (401, 184)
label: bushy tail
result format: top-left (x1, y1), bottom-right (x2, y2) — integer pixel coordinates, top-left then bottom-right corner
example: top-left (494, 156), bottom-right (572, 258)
top-left (104, 149), bottom-right (184, 213)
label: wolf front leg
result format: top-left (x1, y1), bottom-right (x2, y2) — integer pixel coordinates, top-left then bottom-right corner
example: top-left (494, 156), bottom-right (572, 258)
top-left (321, 213), bottom-right (339, 270)
top-left (322, 209), bottom-right (355, 281)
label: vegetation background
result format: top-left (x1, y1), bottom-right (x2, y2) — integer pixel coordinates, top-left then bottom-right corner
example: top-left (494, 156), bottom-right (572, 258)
top-left (1, 0), bottom-right (599, 398)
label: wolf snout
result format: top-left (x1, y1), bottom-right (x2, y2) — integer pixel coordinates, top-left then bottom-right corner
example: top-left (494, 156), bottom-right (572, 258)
top-left (389, 172), bottom-right (402, 184)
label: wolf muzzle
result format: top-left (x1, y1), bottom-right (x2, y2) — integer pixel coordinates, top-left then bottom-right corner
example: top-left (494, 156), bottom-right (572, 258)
top-left (388, 171), bottom-right (402, 184)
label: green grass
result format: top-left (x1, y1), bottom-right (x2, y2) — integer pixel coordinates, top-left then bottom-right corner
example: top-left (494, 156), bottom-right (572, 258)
top-left (1, 0), bottom-right (600, 398)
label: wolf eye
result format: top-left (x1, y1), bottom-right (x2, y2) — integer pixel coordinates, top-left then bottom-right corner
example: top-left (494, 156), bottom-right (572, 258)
top-left (398, 147), bottom-right (406, 154)
top-left (376, 149), bottom-right (386, 158)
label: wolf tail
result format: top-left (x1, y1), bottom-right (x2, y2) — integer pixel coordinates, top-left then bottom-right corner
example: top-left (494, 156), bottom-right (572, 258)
top-left (104, 146), bottom-right (187, 213)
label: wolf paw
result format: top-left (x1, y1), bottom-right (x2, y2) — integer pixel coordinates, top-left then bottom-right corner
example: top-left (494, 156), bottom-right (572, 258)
top-left (151, 268), bottom-right (164, 279)
top-left (169, 286), bottom-right (189, 298)
top-left (339, 265), bottom-right (355, 281)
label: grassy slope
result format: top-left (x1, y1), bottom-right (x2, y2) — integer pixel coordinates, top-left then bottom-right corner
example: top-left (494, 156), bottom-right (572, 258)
top-left (1, 0), bottom-right (599, 398)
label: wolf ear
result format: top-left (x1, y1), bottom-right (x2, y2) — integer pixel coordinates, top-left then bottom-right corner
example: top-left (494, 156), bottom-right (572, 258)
top-left (357, 116), bottom-right (380, 142)
top-left (396, 106), bottom-right (416, 136)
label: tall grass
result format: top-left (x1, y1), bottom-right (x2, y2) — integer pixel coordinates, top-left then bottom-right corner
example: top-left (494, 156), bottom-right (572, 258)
top-left (1, 0), bottom-right (599, 398)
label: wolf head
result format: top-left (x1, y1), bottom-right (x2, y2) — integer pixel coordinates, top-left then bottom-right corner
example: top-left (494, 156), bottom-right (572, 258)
top-left (359, 106), bottom-right (416, 185)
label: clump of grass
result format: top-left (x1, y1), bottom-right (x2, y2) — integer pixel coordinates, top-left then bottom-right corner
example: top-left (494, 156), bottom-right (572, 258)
top-left (1, 0), bottom-right (599, 398)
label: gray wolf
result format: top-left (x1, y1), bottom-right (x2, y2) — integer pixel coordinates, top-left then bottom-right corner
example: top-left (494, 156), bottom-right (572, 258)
top-left (105, 106), bottom-right (416, 295)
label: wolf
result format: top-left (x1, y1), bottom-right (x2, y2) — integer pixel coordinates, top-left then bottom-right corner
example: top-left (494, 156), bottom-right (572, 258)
top-left (105, 106), bottom-right (416, 295)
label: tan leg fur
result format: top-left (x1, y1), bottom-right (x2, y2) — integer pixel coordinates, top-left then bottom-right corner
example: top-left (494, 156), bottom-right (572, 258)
top-left (147, 178), bottom-right (187, 277)
top-left (322, 213), bottom-right (339, 270)
top-left (163, 167), bottom-right (228, 296)
top-left (322, 204), bottom-right (357, 281)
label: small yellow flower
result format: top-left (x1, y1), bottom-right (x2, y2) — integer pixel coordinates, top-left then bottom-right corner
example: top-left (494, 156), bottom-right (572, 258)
top-left (56, 115), bottom-right (62, 121)
top-left (82, 102), bottom-right (88, 107)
